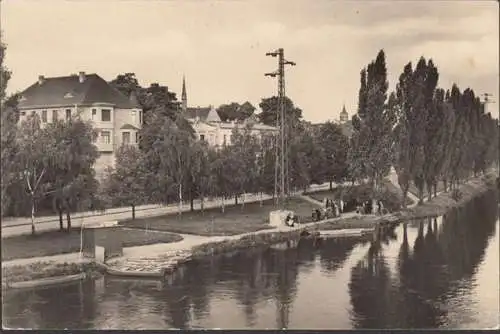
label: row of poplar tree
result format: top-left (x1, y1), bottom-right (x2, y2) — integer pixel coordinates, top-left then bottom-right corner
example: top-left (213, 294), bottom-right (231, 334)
top-left (351, 50), bottom-right (498, 205)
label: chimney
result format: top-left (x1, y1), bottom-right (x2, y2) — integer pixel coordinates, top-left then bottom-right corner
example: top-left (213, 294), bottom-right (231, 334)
top-left (78, 71), bottom-right (86, 83)
top-left (38, 75), bottom-right (45, 85)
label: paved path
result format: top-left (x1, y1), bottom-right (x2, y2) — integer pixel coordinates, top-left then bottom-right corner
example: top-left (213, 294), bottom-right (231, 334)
top-left (1, 184), bottom-right (335, 238)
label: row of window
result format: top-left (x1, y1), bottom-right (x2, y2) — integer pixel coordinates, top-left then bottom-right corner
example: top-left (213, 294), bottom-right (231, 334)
top-left (200, 133), bottom-right (229, 144)
top-left (98, 131), bottom-right (138, 145)
top-left (24, 108), bottom-right (142, 125)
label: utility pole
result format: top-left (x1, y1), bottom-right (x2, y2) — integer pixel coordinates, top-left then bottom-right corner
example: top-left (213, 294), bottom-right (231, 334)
top-left (482, 93), bottom-right (497, 175)
top-left (265, 48), bottom-right (296, 210)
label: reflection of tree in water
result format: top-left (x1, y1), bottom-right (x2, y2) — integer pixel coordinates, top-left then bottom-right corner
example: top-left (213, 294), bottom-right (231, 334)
top-left (318, 237), bottom-right (360, 273)
top-left (296, 238), bottom-right (320, 273)
top-left (269, 245), bottom-right (300, 330)
top-left (348, 236), bottom-right (393, 329)
top-left (349, 189), bottom-right (498, 329)
top-left (436, 190), bottom-right (498, 296)
top-left (3, 279), bottom-right (97, 329)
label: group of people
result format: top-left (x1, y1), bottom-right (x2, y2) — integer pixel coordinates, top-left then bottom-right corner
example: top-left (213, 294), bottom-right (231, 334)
top-left (356, 199), bottom-right (385, 215)
top-left (312, 197), bottom-right (345, 222)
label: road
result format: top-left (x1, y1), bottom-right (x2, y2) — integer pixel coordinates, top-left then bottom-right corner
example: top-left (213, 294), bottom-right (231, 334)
top-left (1, 183), bottom-right (333, 238)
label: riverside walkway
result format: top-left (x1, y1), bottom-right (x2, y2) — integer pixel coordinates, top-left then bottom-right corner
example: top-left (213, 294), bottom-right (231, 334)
top-left (1, 184), bottom-right (334, 238)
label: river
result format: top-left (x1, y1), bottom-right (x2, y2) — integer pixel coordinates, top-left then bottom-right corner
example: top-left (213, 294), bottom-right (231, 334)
top-left (2, 190), bottom-right (499, 330)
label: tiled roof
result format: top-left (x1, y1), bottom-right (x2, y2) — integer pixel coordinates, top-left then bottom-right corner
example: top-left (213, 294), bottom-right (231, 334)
top-left (18, 73), bottom-right (139, 109)
top-left (184, 107), bottom-right (211, 121)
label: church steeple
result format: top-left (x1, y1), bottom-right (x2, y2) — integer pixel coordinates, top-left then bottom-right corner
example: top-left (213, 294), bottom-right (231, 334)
top-left (181, 75), bottom-right (187, 112)
top-left (340, 103), bottom-right (348, 123)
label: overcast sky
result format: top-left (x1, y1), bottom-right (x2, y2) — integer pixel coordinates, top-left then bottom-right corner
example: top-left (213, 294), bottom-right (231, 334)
top-left (2, 0), bottom-right (498, 122)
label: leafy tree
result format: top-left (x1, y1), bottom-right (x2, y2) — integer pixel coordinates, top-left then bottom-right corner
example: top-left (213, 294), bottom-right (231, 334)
top-left (101, 145), bottom-right (148, 220)
top-left (258, 96), bottom-right (303, 126)
top-left (109, 72), bottom-right (141, 98)
top-left (0, 38), bottom-right (18, 216)
top-left (228, 124), bottom-right (260, 207)
top-left (216, 102), bottom-right (255, 122)
top-left (351, 50), bottom-right (393, 195)
top-left (151, 116), bottom-right (193, 214)
top-left (315, 122), bottom-right (349, 189)
top-left (16, 114), bottom-right (55, 234)
top-left (45, 117), bottom-right (100, 231)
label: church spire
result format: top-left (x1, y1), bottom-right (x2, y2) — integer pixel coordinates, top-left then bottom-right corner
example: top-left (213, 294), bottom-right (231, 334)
top-left (181, 75), bottom-right (187, 112)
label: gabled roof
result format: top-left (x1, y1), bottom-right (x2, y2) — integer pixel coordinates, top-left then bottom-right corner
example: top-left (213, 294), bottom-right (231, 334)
top-left (184, 106), bottom-right (221, 123)
top-left (184, 107), bottom-right (211, 121)
top-left (18, 73), bottom-right (140, 109)
top-left (120, 123), bottom-right (139, 130)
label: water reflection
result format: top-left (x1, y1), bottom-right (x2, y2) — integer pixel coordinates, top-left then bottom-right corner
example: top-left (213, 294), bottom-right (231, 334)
top-left (2, 190), bottom-right (498, 329)
top-left (349, 189), bottom-right (498, 329)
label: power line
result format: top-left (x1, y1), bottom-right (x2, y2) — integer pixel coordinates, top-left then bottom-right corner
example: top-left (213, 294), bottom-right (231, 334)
top-left (265, 48), bottom-right (296, 210)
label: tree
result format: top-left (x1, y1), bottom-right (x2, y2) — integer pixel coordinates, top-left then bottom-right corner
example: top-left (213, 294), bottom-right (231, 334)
top-left (0, 37), bottom-right (18, 216)
top-left (228, 124), bottom-right (260, 207)
top-left (351, 50), bottom-right (393, 195)
top-left (16, 114), bottom-right (55, 234)
top-left (315, 122), bottom-right (349, 189)
top-left (108, 72), bottom-right (141, 98)
top-left (101, 145), bottom-right (148, 220)
top-left (258, 96), bottom-right (303, 126)
top-left (216, 102), bottom-right (255, 122)
top-left (151, 116), bottom-right (193, 214)
top-left (419, 59), bottom-right (440, 201)
top-left (45, 117), bottom-right (100, 231)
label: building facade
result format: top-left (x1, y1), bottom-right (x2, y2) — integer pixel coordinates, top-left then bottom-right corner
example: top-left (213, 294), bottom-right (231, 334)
top-left (180, 76), bottom-right (277, 147)
top-left (17, 72), bottom-right (142, 178)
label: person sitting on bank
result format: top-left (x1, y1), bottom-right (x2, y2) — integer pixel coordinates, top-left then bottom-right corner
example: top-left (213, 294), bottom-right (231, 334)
top-left (285, 212), bottom-right (296, 227)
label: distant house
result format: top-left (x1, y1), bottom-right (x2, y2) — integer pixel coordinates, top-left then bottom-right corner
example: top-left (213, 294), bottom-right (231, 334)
top-left (180, 76), bottom-right (277, 147)
top-left (17, 72), bottom-right (143, 178)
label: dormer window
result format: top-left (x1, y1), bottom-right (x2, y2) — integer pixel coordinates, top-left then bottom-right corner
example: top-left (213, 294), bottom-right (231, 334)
top-left (64, 92), bottom-right (74, 99)
top-left (19, 96), bottom-right (27, 102)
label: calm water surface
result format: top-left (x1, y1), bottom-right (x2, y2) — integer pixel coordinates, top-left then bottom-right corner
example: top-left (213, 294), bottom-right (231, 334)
top-left (3, 190), bottom-right (499, 330)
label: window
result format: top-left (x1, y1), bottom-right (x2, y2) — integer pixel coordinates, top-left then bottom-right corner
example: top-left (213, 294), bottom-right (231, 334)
top-left (65, 109), bottom-right (71, 120)
top-left (101, 109), bottom-right (111, 122)
top-left (122, 131), bottom-right (130, 145)
top-left (101, 131), bottom-right (111, 144)
top-left (135, 132), bottom-right (139, 143)
top-left (200, 134), bottom-right (205, 141)
top-left (139, 111), bottom-right (142, 125)
top-left (21, 111), bottom-right (26, 116)
top-left (92, 109), bottom-right (97, 120)
top-left (41, 110), bottom-right (47, 123)
top-left (52, 110), bottom-right (58, 121)
top-left (223, 134), bottom-right (227, 145)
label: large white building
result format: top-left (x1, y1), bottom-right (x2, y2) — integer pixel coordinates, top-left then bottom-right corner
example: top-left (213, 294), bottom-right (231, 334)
top-left (17, 72), bottom-right (142, 178)
top-left (180, 77), bottom-right (277, 147)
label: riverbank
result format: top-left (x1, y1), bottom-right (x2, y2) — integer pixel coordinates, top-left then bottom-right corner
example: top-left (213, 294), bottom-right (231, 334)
top-left (1, 261), bottom-right (103, 288)
top-left (2, 172), bottom-right (496, 288)
top-left (400, 173), bottom-right (497, 220)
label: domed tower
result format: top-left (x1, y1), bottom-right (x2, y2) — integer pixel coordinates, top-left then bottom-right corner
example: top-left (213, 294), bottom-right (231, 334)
top-left (340, 104), bottom-right (348, 124)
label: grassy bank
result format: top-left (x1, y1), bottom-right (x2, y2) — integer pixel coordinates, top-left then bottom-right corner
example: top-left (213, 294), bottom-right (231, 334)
top-left (122, 197), bottom-right (320, 236)
top-left (1, 227), bottom-right (183, 262)
top-left (401, 173), bottom-right (497, 220)
top-left (2, 262), bottom-right (102, 285)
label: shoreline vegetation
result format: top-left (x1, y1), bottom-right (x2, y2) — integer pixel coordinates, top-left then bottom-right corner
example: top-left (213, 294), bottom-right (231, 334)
top-left (2, 172), bottom-right (496, 288)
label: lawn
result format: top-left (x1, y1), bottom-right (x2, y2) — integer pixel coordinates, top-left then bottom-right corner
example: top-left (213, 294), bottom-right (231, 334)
top-left (1, 228), bottom-right (183, 262)
top-left (122, 197), bottom-right (321, 236)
